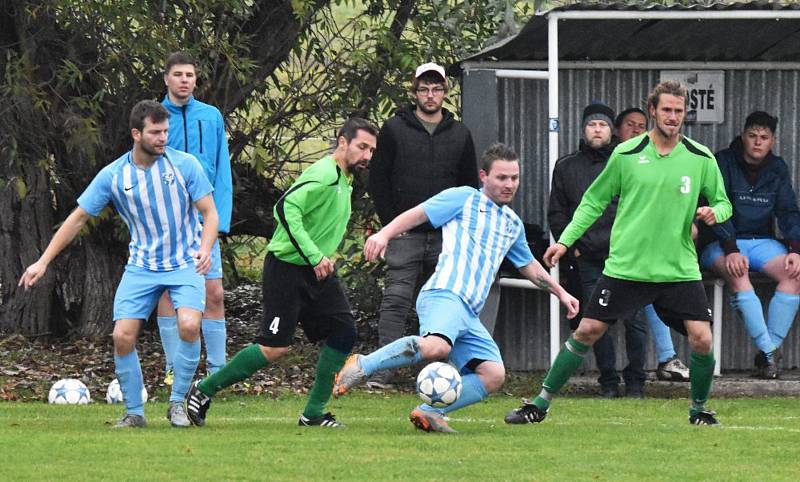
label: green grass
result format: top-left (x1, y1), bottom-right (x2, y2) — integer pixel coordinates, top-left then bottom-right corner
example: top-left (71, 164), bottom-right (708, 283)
top-left (2, 394), bottom-right (799, 481)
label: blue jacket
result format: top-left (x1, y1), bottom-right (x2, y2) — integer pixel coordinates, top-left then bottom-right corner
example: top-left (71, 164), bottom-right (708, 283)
top-left (162, 95), bottom-right (232, 233)
top-left (712, 137), bottom-right (800, 249)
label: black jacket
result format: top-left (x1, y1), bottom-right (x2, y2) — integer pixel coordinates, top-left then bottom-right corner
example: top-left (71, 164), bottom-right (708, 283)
top-left (368, 105), bottom-right (478, 231)
top-left (548, 139), bottom-right (618, 261)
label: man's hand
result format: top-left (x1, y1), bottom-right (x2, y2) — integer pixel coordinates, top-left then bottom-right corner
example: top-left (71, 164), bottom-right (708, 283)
top-left (193, 250), bottom-right (212, 275)
top-left (18, 260), bottom-right (48, 290)
top-left (724, 252), bottom-right (749, 278)
top-left (314, 256), bottom-right (335, 281)
top-left (695, 206), bottom-right (718, 226)
top-left (785, 252), bottom-right (800, 279)
top-left (560, 291), bottom-right (580, 319)
top-left (363, 232), bottom-right (390, 262)
top-left (543, 243), bottom-right (567, 268)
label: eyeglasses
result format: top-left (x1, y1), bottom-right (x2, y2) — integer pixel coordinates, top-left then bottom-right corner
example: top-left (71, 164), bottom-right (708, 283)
top-left (415, 87), bottom-right (446, 96)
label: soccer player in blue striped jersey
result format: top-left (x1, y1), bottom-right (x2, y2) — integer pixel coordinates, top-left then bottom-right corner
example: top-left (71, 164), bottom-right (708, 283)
top-left (333, 143), bottom-right (579, 433)
top-left (18, 100), bottom-right (219, 429)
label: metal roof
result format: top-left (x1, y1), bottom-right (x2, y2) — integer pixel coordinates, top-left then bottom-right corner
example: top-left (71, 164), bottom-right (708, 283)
top-left (459, 1), bottom-right (800, 66)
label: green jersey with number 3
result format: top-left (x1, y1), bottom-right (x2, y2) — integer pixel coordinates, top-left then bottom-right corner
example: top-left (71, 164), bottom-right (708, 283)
top-left (558, 133), bottom-right (732, 282)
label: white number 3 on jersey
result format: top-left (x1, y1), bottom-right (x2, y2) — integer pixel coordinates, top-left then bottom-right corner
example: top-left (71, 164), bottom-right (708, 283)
top-left (680, 176), bottom-right (691, 194)
top-left (269, 316), bottom-right (280, 334)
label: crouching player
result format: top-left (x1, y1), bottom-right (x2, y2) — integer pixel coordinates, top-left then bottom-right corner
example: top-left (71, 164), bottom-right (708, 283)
top-left (333, 143), bottom-right (579, 433)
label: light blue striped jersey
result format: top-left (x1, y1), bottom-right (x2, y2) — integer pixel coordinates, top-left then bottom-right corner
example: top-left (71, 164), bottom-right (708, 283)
top-left (421, 186), bottom-right (534, 314)
top-left (77, 146), bottom-right (213, 271)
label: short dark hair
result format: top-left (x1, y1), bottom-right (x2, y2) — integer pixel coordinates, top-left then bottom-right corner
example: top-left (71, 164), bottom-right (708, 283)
top-left (647, 80), bottom-right (688, 111)
top-left (411, 72), bottom-right (448, 92)
top-left (744, 111), bottom-right (778, 134)
top-left (615, 107), bottom-right (647, 128)
top-left (129, 100), bottom-right (170, 131)
top-left (481, 142), bottom-right (519, 173)
top-left (164, 51), bottom-right (196, 75)
top-left (337, 117), bottom-right (378, 142)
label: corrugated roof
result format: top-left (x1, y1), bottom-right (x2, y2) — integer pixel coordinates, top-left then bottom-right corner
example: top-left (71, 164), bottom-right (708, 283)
top-left (459, 1), bottom-right (800, 66)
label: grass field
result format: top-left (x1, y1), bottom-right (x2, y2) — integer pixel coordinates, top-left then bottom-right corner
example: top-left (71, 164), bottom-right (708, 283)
top-left (2, 393), bottom-right (798, 481)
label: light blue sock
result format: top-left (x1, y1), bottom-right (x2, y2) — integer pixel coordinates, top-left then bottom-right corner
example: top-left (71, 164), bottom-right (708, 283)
top-left (435, 373), bottom-right (489, 415)
top-left (202, 318), bottom-right (227, 374)
top-left (733, 290), bottom-right (776, 354)
top-left (359, 336), bottom-right (423, 376)
top-left (645, 304), bottom-right (676, 363)
top-left (114, 350), bottom-right (144, 416)
top-left (157, 316), bottom-right (178, 373)
top-left (767, 291), bottom-right (800, 348)
top-left (170, 338), bottom-right (201, 402)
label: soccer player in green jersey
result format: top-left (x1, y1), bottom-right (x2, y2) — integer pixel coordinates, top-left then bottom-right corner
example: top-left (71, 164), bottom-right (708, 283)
top-left (185, 118), bottom-right (377, 428)
top-left (505, 80), bottom-right (733, 426)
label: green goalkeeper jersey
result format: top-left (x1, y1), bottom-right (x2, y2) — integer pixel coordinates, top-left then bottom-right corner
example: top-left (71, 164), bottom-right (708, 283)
top-left (558, 133), bottom-right (732, 282)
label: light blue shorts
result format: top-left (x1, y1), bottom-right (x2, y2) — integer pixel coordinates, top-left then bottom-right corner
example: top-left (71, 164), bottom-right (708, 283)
top-left (206, 239), bottom-right (223, 280)
top-left (700, 238), bottom-right (788, 272)
top-left (113, 264), bottom-right (206, 321)
top-left (416, 289), bottom-right (503, 373)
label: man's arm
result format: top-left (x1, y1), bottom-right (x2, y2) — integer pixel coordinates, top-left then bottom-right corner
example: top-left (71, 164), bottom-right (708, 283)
top-left (213, 110), bottom-right (233, 234)
top-left (194, 194), bottom-right (219, 275)
top-left (18, 207), bottom-right (92, 289)
top-left (457, 130), bottom-right (479, 188)
top-left (363, 206), bottom-right (428, 261)
top-left (367, 125), bottom-right (397, 226)
top-left (547, 162), bottom-right (572, 241)
top-left (518, 261), bottom-right (579, 319)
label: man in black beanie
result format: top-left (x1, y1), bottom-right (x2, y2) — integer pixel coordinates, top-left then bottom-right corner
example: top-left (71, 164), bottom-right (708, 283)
top-left (548, 102), bottom-right (648, 398)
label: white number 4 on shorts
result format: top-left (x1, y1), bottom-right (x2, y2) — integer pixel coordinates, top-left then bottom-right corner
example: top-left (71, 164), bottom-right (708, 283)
top-left (269, 317), bottom-right (280, 334)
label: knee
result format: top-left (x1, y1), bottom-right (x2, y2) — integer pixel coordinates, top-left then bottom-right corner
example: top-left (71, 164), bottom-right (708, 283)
top-left (574, 320), bottom-right (605, 345)
top-left (688, 330), bottom-right (713, 353)
top-left (177, 311), bottom-right (201, 341)
top-left (326, 324), bottom-right (357, 353)
top-left (112, 327), bottom-right (136, 354)
top-left (479, 363), bottom-right (506, 393)
top-left (419, 336), bottom-right (451, 360)
top-left (205, 283), bottom-right (225, 311)
top-left (261, 345), bottom-right (289, 362)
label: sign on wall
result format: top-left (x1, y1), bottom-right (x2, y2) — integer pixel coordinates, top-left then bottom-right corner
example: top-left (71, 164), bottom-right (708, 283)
top-left (659, 70), bottom-right (725, 124)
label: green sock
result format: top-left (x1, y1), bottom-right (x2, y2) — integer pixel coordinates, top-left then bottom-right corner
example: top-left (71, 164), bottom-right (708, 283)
top-left (303, 345), bottom-right (348, 419)
top-left (689, 351), bottom-right (715, 415)
top-left (534, 335), bottom-right (590, 410)
top-left (198, 343), bottom-right (269, 396)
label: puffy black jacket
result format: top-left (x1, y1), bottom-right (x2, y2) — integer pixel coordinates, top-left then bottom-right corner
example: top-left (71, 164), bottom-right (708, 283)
top-left (368, 105), bottom-right (478, 231)
top-left (548, 139), bottom-right (618, 261)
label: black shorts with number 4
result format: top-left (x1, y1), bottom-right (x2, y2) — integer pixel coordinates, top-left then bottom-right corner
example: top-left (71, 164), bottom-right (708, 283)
top-left (584, 275), bottom-right (712, 335)
top-left (256, 254), bottom-right (354, 347)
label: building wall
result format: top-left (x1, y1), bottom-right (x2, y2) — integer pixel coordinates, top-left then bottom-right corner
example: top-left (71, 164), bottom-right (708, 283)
top-left (464, 68), bottom-right (800, 371)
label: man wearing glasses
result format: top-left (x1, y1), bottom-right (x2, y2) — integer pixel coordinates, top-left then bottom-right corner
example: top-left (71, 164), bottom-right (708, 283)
top-left (367, 62), bottom-right (479, 389)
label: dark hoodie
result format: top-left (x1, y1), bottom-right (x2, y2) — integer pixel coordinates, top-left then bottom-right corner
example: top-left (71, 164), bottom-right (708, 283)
top-left (548, 138), bottom-right (618, 261)
top-left (712, 136), bottom-right (800, 253)
top-left (368, 105), bottom-right (478, 231)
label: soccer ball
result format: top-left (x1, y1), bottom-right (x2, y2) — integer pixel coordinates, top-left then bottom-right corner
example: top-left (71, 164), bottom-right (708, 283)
top-left (48, 379), bottom-right (91, 405)
top-left (105, 379), bottom-right (148, 404)
top-left (416, 362), bottom-right (462, 407)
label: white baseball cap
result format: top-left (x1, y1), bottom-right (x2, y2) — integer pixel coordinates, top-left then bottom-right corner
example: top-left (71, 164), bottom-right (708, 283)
top-left (414, 62), bottom-right (446, 81)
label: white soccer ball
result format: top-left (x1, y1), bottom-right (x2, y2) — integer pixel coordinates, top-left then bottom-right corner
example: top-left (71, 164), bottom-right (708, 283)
top-left (48, 378), bottom-right (91, 405)
top-left (105, 378), bottom-right (148, 404)
top-left (416, 362), bottom-right (462, 407)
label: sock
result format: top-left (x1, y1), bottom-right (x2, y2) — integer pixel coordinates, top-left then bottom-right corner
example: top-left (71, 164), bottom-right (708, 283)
top-left (115, 350), bottom-right (144, 416)
top-left (303, 345), bottom-right (348, 419)
top-left (170, 337), bottom-right (201, 402)
top-left (359, 336), bottom-right (423, 376)
top-left (645, 304), bottom-right (676, 363)
top-left (157, 316), bottom-right (178, 373)
top-left (767, 291), bottom-right (800, 348)
top-left (733, 290), bottom-right (776, 354)
top-left (534, 336), bottom-right (590, 410)
top-left (436, 373), bottom-right (488, 415)
top-left (198, 343), bottom-right (269, 396)
top-left (689, 351), bottom-right (715, 415)
top-left (202, 318), bottom-right (227, 374)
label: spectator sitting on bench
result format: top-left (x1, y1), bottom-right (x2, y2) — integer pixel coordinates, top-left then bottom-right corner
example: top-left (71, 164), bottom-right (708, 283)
top-left (700, 111), bottom-right (800, 379)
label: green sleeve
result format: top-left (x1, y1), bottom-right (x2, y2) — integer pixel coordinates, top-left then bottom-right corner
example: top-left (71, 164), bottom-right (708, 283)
top-left (279, 182), bottom-right (325, 266)
top-left (703, 155), bottom-right (733, 224)
top-left (558, 153), bottom-right (621, 247)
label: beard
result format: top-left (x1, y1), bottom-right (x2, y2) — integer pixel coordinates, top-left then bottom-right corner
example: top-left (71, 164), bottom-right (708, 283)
top-left (140, 141), bottom-right (165, 157)
top-left (416, 99), bottom-right (442, 115)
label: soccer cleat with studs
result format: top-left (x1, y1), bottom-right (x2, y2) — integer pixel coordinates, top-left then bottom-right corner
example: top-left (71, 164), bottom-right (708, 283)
top-left (186, 381), bottom-right (212, 427)
top-left (332, 354), bottom-right (366, 398)
top-left (167, 401), bottom-right (191, 428)
top-left (113, 413), bottom-right (146, 429)
top-left (689, 410), bottom-right (720, 426)
top-left (656, 356), bottom-right (690, 382)
top-left (504, 399), bottom-right (548, 424)
top-left (298, 412), bottom-right (344, 428)
top-left (409, 407), bottom-right (456, 433)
